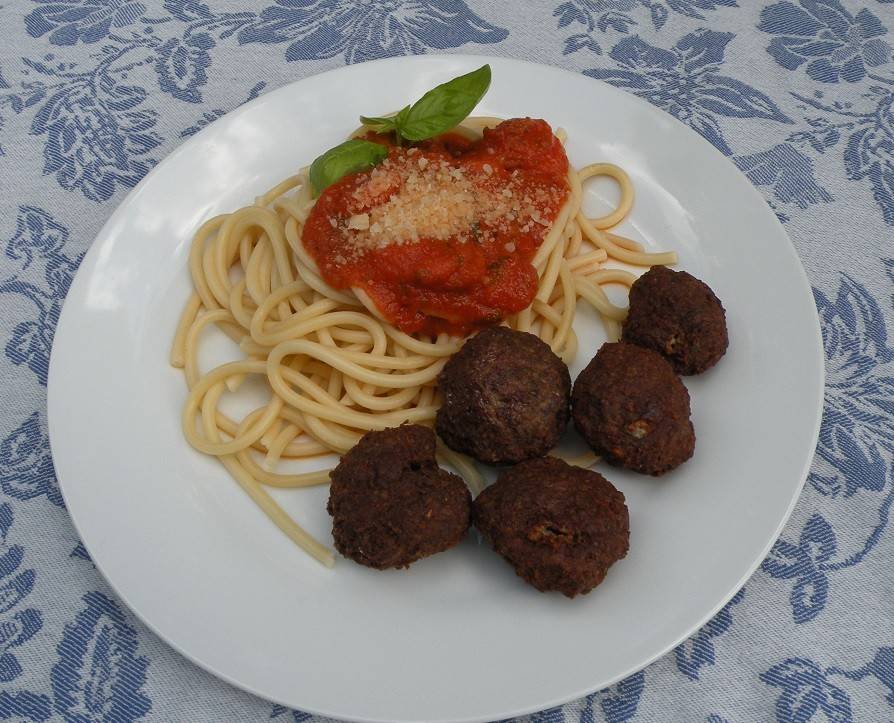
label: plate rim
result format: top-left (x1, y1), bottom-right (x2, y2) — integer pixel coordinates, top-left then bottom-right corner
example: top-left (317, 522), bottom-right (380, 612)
top-left (47, 52), bottom-right (825, 723)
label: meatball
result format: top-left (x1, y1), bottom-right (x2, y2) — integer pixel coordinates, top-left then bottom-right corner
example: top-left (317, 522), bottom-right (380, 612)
top-left (473, 457), bottom-right (629, 598)
top-left (622, 265), bottom-right (728, 375)
top-left (572, 342), bottom-right (694, 476)
top-left (327, 425), bottom-right (471, 569)
top-left (436, 326), bottom-right (571, 465)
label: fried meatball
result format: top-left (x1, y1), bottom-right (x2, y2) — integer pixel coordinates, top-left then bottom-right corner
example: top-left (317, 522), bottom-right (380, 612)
top-left (436, 326), bottom-right (571, 465)
top-left (473, 457), bottom-right (629, 598)
top-left (572, 342), bottom-right (694, 476)
top-left (622, 265), bottom-right (728, 375)
top-left (327, 425), bottom-right (471, 569)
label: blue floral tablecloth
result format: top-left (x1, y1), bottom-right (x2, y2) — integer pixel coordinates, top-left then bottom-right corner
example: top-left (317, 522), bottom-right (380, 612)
top-left (1, 0), bottom-right (892, 721)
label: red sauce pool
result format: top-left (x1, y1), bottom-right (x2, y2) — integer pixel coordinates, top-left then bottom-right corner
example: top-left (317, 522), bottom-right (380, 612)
top-left (301, 118), bottom-right (570, 337)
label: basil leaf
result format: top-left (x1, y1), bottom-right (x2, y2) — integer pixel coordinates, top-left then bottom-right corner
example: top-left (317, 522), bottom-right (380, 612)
top-left (360, 104), bottom-right (411, 136)
top-left (393, 104), bottom-right (412, 129)
top-left (309, 139), bottom-right (388, 197)
top-left (359, 115), bottom-right (398, 134)
top-left (399, 64), bottom-right (491, 141)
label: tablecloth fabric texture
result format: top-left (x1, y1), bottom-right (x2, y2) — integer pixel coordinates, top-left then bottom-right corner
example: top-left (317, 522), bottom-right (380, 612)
top-left (1, 0), bottom-right (893, 721)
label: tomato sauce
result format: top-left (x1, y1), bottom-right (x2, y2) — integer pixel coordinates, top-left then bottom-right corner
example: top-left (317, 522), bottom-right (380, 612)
top-left (301, 118), bottom-right (570, 337)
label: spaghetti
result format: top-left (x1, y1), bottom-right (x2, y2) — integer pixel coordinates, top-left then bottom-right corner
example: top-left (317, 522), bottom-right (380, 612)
top-left (170, 117), bottom-right (677, 566)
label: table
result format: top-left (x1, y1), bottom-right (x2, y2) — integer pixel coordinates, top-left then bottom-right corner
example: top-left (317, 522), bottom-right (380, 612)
top-left (1, 1), bottom-right (892, 721)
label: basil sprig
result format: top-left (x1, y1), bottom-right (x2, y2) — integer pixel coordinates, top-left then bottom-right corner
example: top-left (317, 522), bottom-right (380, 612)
top-left (308, 64), bottom-right (492, 196)
top-left (309, 139), bottom-right (388, 196)
top-left (359, 105), bottom-right (411, 137)
top-left (360, 64), bottom-right (491, 142)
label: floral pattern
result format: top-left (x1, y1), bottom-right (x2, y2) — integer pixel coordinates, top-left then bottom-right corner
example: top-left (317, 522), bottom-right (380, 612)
top-left (1, 0), bottom-right (894, 720)
top-left (812, 274), bottom-right (894, 494)
top-left (762, 513), bottom-right (838, 623)
top-left (51, 592), bottom-right (151, 722)
top-left (553, 0), bottom-right (738, 54)
top-left (155, 35), bottom-right (212, 103)
top-left (760, 648), bottom-right (894, 722)
top-left (759, 1), bottom-right (891, 83)
top-left (528, 671), bottom-right (645, 723)
top-left (0, 505), bottom-right (42, 686)
top-left (0, 0), bottom-right (506, 203)
top-left (761, 658), bottom-right (852, 722)
top-left (25, 0), bottom-right (150, 46)
top-left (238, 0), bottom-right (508, 64)
top-left (1, 206), bottom-right (82, 385)
top-left (0, 584), bottom-right (154, 723)
top-left (21, 46), bottom-right (162, 201)
top-left (674, 588), bottom-right (745, 679)
top-left (0, 412), bottom-right (61, 507)
top-left (0, 504), bottom-right (51, 723)
top-left (753, 8), bottom-right (894, 228)
top-left (761, 270), bottom-right (894, 627)
top-left (594, 671), bottom-right (646, 722)
top-left (733, 143), bottom-right (833, 220)
top-left (583, 29), bottom-right (792, 155)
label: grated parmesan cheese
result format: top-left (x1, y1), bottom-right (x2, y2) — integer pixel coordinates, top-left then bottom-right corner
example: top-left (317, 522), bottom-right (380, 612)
top-left (330, 149), bottom-right (567, 256)
top-left (347, 213), bottom-right (370, 230)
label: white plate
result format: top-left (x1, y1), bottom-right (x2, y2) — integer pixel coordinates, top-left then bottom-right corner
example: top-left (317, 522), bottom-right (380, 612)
top-left (48, 55), bottom-right (824, 723)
